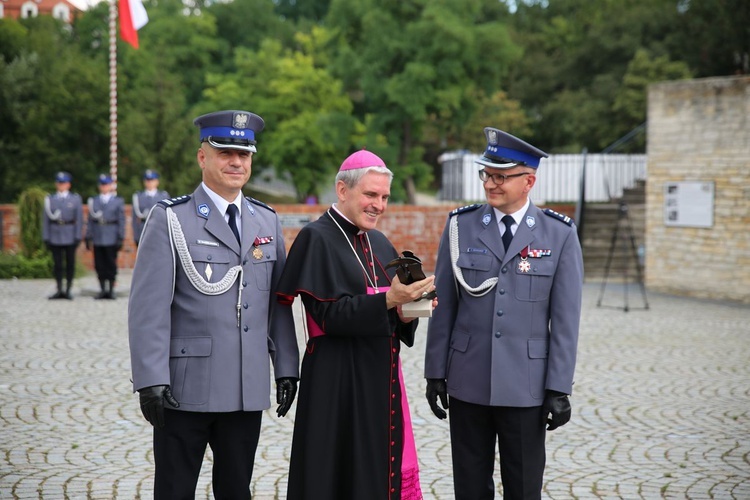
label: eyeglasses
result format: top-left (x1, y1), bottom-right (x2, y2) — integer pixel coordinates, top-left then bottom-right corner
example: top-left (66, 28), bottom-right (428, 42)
top-left (478, 169), bottom-right (530, 185)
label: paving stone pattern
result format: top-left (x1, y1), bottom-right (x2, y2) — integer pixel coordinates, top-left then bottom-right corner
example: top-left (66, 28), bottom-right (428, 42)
top-left (1, 272), bottom-right (748, 499)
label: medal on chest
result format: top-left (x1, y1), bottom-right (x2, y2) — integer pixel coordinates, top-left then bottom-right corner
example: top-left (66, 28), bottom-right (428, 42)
top-left (517, 246), bottom-right (552, 272)
top-left (518, 259), bottom-right (531, 273)
top-left (252, 247), bottom-right (264, 260)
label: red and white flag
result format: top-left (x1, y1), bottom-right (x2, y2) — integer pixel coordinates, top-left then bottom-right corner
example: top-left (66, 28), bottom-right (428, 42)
top-left (119, 0), bottom-right (148, 49)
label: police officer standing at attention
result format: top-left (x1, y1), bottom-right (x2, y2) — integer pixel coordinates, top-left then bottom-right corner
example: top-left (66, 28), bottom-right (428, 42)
top-left (128, 110), bottom-right (299, 499)
top-left (131, 169), bottom-right (170, 247)
top-left (424, 128), bottom-right (584, 499)
top-left (43, 171), bottom-right (83, 300)
top-left (85, 174), bottom-right (125, 299)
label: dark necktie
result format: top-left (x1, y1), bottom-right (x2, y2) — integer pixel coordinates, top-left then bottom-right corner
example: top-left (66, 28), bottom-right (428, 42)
top-left (501, 215), bottom-right (515, 251)
top-left (226, 204), bottom-right (241, 244)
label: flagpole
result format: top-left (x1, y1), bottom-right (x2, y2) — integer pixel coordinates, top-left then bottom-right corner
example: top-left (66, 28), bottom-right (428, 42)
top-left (108, 0), bottom-right (118, 190)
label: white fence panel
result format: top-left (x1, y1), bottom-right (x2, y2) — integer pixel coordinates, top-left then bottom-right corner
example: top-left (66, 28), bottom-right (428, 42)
top-left (439, 152), bottom-right (647, 204)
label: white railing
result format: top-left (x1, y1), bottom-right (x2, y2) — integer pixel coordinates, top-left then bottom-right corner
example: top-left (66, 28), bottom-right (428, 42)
top-left (439, 152), bottom-right (647, 204)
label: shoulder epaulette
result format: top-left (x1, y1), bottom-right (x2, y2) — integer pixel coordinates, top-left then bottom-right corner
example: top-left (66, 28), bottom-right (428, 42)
top-left (543, 208), bottom-right (574, 226)
top-left (450, 204), bottom-right (482, 217)
top-left (159, 195), bottom-right (191, 207)
top-left (246, 196), bottom-right (275, 213)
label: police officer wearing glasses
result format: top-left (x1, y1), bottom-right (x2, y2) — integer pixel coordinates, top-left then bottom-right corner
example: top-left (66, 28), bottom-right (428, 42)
top-left (425, 127), bottom-right (584, 499)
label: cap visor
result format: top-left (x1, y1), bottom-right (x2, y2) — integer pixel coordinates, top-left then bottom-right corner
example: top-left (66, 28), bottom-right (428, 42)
top-left (474, 157), bottom-right (518, 169)
top-left (207, 138), bottom-right (256, 153)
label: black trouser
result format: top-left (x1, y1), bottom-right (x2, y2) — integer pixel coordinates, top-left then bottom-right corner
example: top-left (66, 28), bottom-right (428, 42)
top-left (50, 244), bottom-right (77, 283)
top-left (153, 409), bottom-right (262, 499)
top-left (93, 245), bottom-right (118, 281)
top-left (449, 397), bottom-right (546, 500)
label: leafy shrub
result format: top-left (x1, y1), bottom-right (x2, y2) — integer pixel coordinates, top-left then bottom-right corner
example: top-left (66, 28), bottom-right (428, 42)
top-left (0, 252), bottom-right (53, 279)
top-left (18, 187), bottom-right (48, 259)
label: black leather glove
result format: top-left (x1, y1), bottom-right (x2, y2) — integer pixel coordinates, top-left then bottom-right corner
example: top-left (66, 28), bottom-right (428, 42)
top-left (138, 385), bottom-right (180, 429)
top-left (426, 378), bottom-right (449, 419)
top-left (85, 239), bottom-right (92, 251)
top-left (276, 377), bottom-right (298, 417)
top-left (116, 238), bottom-right (123, 251)
top-left (542, 390), bottom-right (571, 431)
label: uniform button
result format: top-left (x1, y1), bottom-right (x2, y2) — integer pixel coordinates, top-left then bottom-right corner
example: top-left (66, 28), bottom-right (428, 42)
top-left (243, 303), bottom-right (248, 309)
top-left (243, 281), bottom-right (247, 287)
top-left (243, 259), bottom-right (248, 265)
top-left (501, 267), bottom-right (508, 273)
top-left (391, 488), bottom-right (395, 493)
top-left (533, 267), bottom-right (538, 272)
top-left (495, 331), bottom-right (501, 338)
top-left (181, 348), bottom-right (186, 354)
top-left (496, 310), bottom-right (504, 316)
top-left (243, 325), bottom-right (249, 332)
top-left (392, 348), bottom-right (396, 353)
top-left (207, 255), bottom-right (212, 261)
top-left (391, 410), bottom-right (395, 415)
top-left (499, 288), bottom-right (506, 295)
top-left (265, 253), bottom-right (270, 259)
top-left (391, 441), bottom-right (395, 446)
top-left (392, 394), bottom-right (396, 399)
top-left (391, 472), bottom-right (395, 477)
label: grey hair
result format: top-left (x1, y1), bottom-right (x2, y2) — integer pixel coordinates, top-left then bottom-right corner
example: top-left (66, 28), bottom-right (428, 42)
top-left (335, 166), bottom-right (394, 189)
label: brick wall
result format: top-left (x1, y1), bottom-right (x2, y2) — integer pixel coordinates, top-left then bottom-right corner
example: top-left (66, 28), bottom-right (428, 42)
top-left (646, 76), bottom-right (750, 304)
top-left (2, 202), bottom-right (575, 273)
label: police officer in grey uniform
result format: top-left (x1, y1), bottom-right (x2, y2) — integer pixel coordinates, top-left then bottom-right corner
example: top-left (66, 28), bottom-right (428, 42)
top-left (85, 174), bottom-right (125, 299)
top-left (131, 169), bottom-right (170, 246)
top-left (128, 110), bottom-right (299, 499)
top-left (424, 128), bottom-right (584, 499)
top-left (43, 171), bottom-right (83, 300)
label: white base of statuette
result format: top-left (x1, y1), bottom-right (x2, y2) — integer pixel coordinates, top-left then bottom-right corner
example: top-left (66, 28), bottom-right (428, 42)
top-left (402, 299), bottom-right (433, 318)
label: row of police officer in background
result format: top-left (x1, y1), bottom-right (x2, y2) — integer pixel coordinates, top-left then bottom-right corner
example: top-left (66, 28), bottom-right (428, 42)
top-left (42, 169), bottom-right (169, 300)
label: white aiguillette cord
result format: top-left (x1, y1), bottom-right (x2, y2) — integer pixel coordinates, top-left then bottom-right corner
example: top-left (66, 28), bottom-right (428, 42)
top-left (166, 207), bottom-right (244, 326)
top-left (327, 209), bottom-right (378, 293)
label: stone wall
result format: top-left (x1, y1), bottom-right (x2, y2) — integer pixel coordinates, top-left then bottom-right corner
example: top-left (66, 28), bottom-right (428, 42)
top-left (646, 76), bottom-right (750, 304)
top-left (1, 202), bottom-right (575, 274)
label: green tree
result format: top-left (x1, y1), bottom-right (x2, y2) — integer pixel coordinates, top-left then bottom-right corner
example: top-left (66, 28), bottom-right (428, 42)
top-left (0, 16), bottom-right (108, 203)
top-left (508, 0), bottom-right (686, 152)
top-left (611, 49), bottom-right (691, 151)
top-left (326, 0), bottom-right (521, 202)
top-left (201, 30), bottom-right (360, 201)
top-left (672, 0), bottom-right (750, 77)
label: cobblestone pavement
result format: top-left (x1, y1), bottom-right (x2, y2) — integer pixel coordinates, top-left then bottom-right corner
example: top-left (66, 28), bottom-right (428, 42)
top-left (1, 272), bottom-right (748, 499)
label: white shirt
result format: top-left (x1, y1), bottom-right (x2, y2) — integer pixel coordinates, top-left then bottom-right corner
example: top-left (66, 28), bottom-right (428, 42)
top-left (493, 198), bottom-right (531, 238)
top-left (202, 182), bottom-right (242, 239)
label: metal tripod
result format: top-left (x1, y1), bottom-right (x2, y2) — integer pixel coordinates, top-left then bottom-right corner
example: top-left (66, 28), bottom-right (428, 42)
top-left (596, 201), bottom-right (649, 312)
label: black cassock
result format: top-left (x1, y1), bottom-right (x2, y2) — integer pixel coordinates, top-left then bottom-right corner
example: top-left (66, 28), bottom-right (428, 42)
top-left (277, 207), bottom-right (423, 500)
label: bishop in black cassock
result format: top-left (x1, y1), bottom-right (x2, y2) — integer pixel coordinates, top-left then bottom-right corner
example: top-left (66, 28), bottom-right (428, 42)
top-left (277, 150), bottom-right (435, 500)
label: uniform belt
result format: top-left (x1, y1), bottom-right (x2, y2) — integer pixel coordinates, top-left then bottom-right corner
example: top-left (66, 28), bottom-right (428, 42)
top-left (55, 220), bottom-right (75, 225)
top-left (96, 220), bottom-right (117, 225)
